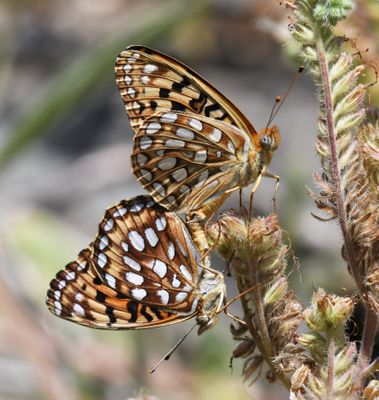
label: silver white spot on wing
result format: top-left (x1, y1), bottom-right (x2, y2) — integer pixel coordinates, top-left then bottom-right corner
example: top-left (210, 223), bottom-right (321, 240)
top-left (227, 141), bottom-right (235, 152)
top-left (172, 168), bottom-right (188, 182)
top-left (113, 207), bottom-right (127, 217)
top-left (121, 241), bottom-right (129, 252)
top-left (152, 259), bottom-right (167, 278)
top-left (123, 255), bottom-right (141, 271)
top-left (175, 292), bottom-right (188, 303)
top-left (131, 288), bottom-right (147, 300)
top-left (127, 87), bottom-right (136, 98)
top-left (209, 128), bottom-right (222, 142)
top-left (104, 219), bottom-right (114, 232)
top-left (128, 231), bottom-right (145, 251)
top-left (168, 242), bottom-right (175, 260)
top-left (136, 153), bottom-right (147, 166)
top-left (165, 139), bottom-right (185, 148)
top-left (125, 272), bottom-right (144, 286)
top-left (73, 303), bottom-right (85, 316)
top-left (66, 271), bottom-right (76, 280)
top-left (77, 261), bottom-right (87, 271)
top-left (54, 290), bottom-right (61, 300)
top-left (189, 118), bottom-right (203, 131)
top-left (175, 238), bottom-right (188, 257)
top-left (140, 169), bottom-right (152, 182)
top-left (99, 235), bottom-right (109, 250)
top-left (176, 127), bottom-right (194, 140)
top-left (155, 216), bottom-right (167, 231)
top-left (54, 301), bottom-right (62, 315)
top-left (141, 76), bottom-right (150, 84)
top-left (146, 122), bottom-right (161, 135)
top-left (153, 182), bottom-right (166, 197)
top-left (157, 289), bottom-right (169, 305)
top-left (160, 112), bottom-right (178, 123)
top-left (124, 75), bottom-right (132, 85)
top-left (123, 64), bottom-right (132, 73)
top-left (180, 264), bottom-right (193, 282)
top-left (58, 280), bottom-right (66, 290)
top-left (105, 273), bottom-right (116, 289)
top-left (145, 227), bottom-right (159, 247)
top-left (143, 64), bottom-right (158, 73)
top-left (158, 158), bottom-right (177, 171)
top-left (140, 136), bottom-right (152, 150)
top-left (130, 203), bottom-right (144, 212)
top-left (75, 293), bottom-right (83, 302)
top-left (172, 274), bottom-right (181, 288)
top-left (194, 150), bottom-right (207, 163)
top-left (97, 253), bottom-right (107, 269)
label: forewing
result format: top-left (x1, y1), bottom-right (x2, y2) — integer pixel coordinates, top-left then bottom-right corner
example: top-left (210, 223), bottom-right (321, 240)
top-left (46, 248), bottom-right (188, 329)
top-left (92, 196), bottom-right (200, 314)
top-left (115, 45), bottom-right (257, 136)
top-left (131, 111), bottom-right (252, 211)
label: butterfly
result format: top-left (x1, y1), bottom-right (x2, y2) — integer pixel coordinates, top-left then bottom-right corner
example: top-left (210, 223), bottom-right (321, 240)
top-left (46, 195), bottom-right (225, 334)
top-left (115, 46), bottom-right (281, 225)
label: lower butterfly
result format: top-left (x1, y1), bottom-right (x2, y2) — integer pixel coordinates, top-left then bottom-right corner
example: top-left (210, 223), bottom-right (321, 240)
top-left (46, 195), bottom-right (225, 334)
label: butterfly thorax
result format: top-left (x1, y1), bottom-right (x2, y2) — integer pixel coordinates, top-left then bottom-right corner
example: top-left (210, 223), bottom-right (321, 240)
top-left (195, 269), bottom-right (225, 335)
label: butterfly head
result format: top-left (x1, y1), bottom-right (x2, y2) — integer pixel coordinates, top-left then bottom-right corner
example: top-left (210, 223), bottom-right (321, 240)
top-left (258, 125), bottom-right (281, 153)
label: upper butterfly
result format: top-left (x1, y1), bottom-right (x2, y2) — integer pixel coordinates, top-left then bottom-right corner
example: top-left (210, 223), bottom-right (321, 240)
top-left (46, 195), bottom-right (225, 334)
top-left (115, 45), bottom-right (280, 218)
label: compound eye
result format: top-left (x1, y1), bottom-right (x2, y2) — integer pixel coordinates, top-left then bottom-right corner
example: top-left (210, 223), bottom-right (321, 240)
top-left (260, 134), bottom-right (272, 147)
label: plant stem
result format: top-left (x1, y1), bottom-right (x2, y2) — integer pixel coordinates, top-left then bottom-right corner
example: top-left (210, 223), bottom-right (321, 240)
top-left (316, 40), bottom-right (363, 292)
top-left (237, 279), bottom-right (291, 390)
top-left (356, 308), bottom-right (378, 386)
top-left (317, 34), bottom-right (378, 394)
top-left (326, 337), bottom-right (335, 400)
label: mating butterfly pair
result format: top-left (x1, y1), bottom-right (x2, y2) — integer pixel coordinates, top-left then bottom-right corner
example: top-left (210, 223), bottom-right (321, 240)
top-left (47, 46), bottom-right (280, 333)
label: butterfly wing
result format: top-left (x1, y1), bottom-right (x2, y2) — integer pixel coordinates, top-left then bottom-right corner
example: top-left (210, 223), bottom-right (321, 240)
top-left (92, 195), bottom-right (201, 314)
top-left (46, 196), bottom-right (203, 328)
top-left (46, 248), bottom-right (189, 329)
top-left (115, 45), bottom-right (258, 139)
top-left (131, 111), bottom-right (256, 212)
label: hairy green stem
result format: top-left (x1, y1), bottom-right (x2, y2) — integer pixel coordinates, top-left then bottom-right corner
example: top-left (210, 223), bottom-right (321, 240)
top-left (326, 337), bottom-right (335, 400)
top-left (237, 278), bottom-right (291, 389)
top-left (317, 41), bottom-right (363, 292)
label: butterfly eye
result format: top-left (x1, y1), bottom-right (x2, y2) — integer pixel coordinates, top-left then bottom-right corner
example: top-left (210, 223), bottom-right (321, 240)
top-left (260, 134), bottom-right (272, 148)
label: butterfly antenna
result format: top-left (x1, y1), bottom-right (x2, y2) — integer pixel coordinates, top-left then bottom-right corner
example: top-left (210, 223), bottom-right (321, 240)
top-left (264, 96), bottom-right (281, 133)
top-left (149, 323), bottom-right (197, 373)
top-left (269, 65), bottom-right (304, 125)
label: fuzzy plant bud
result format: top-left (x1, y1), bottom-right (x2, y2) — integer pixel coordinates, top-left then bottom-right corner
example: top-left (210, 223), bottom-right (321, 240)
top-left (264, 277), bottom-right (288, 306)
top-left (313, 0), bottom-right (353, 26)
top-left (209, 212), bottom-right (303, 386)
top-left (303, 288), bottom-right (353, 335)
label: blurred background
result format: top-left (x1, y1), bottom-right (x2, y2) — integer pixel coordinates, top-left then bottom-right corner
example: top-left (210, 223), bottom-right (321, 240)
top-left (1, 0), bottom-right (379, 399)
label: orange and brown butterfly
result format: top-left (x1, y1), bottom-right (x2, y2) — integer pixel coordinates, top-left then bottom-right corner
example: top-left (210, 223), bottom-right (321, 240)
top-left (46, 196), bottom-right (225, 333)
top-left (115, 46), bottom-right (281, 229)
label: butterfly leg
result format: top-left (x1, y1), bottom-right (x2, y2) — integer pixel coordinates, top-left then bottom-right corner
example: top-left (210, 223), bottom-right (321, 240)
top-left (262, 171), bottom-right (280, 214)
top-left (248, 174), bottom-right (263, 220)
top-left (219, 290), bottom-right (247, 326)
